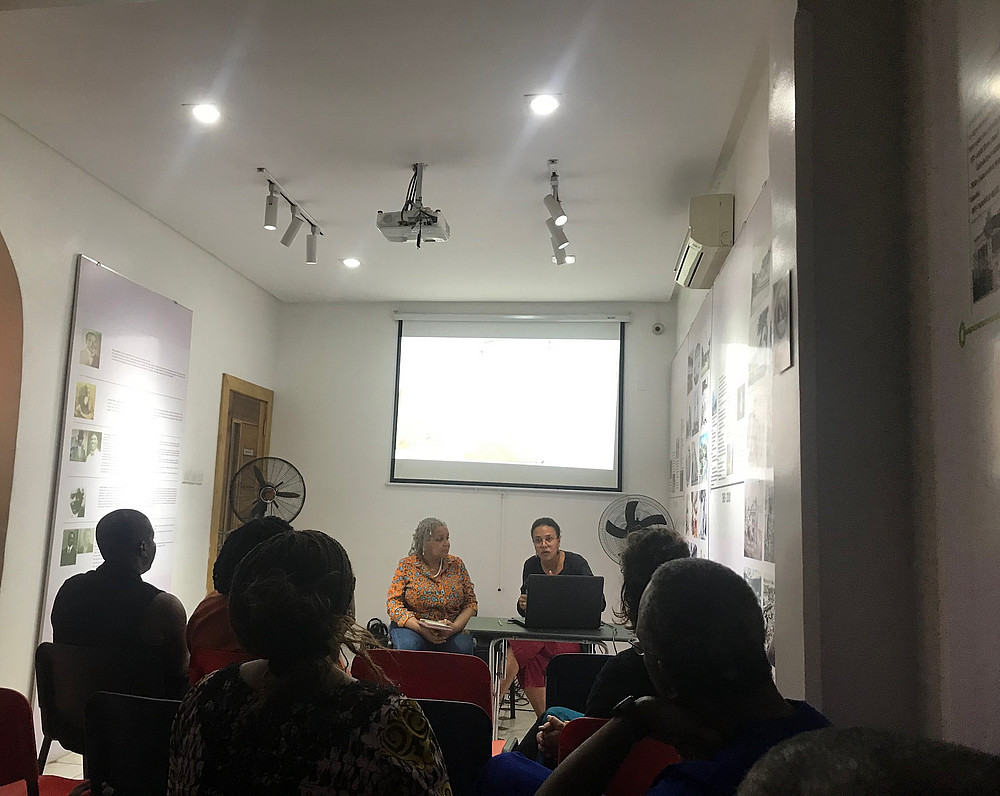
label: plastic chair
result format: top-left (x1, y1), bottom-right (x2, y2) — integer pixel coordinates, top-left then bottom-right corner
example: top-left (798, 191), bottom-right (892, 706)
top-left (544, 653), bottom-right (613, 713)
top-left (351, 648), bottom-right (492, 719)
top-left (416, 699), bottom-right (492, 796)
top-left (558, 717), bottom-right (681, 796)
top-left (85, 691), bottom-right (180, 796)
top-left (35, 642), bottom-right (166, 767)
top-left (0, 687), bottom-right (79, 796)
top-left (188, 647), bottom-right (253, 685)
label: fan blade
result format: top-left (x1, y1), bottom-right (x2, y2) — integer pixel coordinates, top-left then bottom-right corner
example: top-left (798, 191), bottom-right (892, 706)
top-left (624, 500), bottom-right (639, 528)
top-left (250, 499), bottom-right (268, 519)
top-left (275, 491), bottom-right (301, 499)
top-left (605, 520), bottom-right (629, 540)
top-left (252, 464), bottom-right (267, 487)
top-left (636, 513), bottom-right (668, 529)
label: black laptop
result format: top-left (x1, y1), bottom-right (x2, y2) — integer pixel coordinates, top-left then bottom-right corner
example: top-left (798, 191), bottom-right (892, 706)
top-left (514, 574), bottom-right (605, 630)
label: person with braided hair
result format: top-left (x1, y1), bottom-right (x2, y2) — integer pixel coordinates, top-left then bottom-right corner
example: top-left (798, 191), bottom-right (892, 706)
top-left (168, 530), bottom-right (451, 795)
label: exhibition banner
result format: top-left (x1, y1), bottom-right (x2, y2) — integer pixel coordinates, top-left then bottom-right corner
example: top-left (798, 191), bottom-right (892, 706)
top-left (38, 255), bottom-right (192, 640)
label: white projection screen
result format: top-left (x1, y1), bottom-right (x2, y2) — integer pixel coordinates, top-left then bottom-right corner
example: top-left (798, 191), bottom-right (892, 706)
top-left (390, 316), bottom-right (625, 491)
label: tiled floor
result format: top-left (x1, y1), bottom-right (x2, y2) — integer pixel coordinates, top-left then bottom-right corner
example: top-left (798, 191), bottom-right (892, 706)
top-left (43, 752), bottom-right (84, 780)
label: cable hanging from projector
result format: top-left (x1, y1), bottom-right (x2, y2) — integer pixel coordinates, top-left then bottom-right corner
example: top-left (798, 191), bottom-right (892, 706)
top-left (377, 163), bottom-right (450, 247)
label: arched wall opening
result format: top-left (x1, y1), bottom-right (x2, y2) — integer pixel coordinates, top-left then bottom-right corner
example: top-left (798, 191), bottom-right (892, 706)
top-left (0, 228), bottom-right (23, 591)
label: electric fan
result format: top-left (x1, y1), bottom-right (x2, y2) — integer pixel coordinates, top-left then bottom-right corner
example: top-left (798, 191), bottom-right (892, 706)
top-left (229, 457), bottom-right (306, 523)
top-left (598, 494), bottom-right (674, 563)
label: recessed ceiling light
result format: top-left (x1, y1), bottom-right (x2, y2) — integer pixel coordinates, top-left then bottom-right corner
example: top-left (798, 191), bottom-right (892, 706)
top-left (191, 104), bottom-right (220, 124)
top-left (529, 94), bottom-right (560, 116)
top-left (342, 257), bottom-right (361, 269)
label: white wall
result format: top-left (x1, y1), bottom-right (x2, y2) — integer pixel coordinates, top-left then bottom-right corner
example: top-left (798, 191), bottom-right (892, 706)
top-left (269, 301), bottom-right (675, 629)
top-left (909, 0), bottom-right (1000, 749)
top-left (0, 114), bottom-right (280, 696)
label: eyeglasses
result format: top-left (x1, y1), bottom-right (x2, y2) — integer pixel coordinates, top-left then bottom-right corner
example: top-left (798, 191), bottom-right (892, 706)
top-left (628, 637), bottom-right (644, 657)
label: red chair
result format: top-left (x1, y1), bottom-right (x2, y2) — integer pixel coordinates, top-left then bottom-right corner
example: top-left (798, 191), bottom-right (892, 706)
top-left (188, 647), bottom-right (253, 685)
top-left (351, 648), bottom-right (492, 718)
top-left (0, 687), bottom-right (79, 796)
top-left (351, 649), bottom-right (507, 754)
top-left (558, 717), bottom-right (681, 796)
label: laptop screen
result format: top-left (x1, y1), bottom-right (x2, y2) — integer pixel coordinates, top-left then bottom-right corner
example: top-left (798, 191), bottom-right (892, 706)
top-left (524, 574), bottom-right (605, 629)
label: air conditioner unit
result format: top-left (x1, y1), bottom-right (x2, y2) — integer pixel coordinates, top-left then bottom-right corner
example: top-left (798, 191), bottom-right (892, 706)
top-left (673, 193), bottom-right (735, 289)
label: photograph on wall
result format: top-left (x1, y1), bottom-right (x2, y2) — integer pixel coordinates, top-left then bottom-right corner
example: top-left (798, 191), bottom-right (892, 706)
top-left (690, 489), bottom-right (708, 541)
top-left (763, 577), bottom-right (776, 664)
top-left (77, 527), bottom-right (95, 554)
top-left (69, 428), bottom-right (87, 462)
top-left (748, 304), bottom-right (771, 386)
top-left (743, 565), bottom-right (762, 601)
top-left (59, 528), bottom-right (78, 567)
top-left (744, 481), bottom-right (764, 560)
top-left (967, 44), bottom-right (1000, 304)
top-left (747, 388), bottom-right (772, 470)
top-left (772, 271), bottom-right (793, 372)
top-left (73, 381), bottom-right (96, 420)
top-left (69, 487), bottom-right (86, 518)
top-left (79, 329), bottom-right (102, 369)
top-left (751, 249), bottom-right (771, 305)
top-left (697, 432), bottom-right (709, 484)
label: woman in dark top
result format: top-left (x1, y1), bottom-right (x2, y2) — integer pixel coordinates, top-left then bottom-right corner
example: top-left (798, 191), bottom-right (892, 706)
top-left (524, 525), bottom-right (691, 762)
top-left (498, 517), bottom-right (599, 716)
top-left (168, 530), bottom-right (451, 795)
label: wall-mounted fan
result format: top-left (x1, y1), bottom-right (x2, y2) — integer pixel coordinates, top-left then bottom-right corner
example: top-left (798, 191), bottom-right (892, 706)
top-left (229, 457), bottom-right (306, 523)
top-left (598, 494), bottom-right (674, 563)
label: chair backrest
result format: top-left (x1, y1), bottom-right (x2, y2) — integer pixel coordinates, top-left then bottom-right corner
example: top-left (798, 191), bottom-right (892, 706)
top-left (558, 717), bottom-right (681, 796)
top-left (544, 653), bottom-right (613, 713)
top-left (416, 699), bottom-right (492, 796)
top-left (35, 642), bottom-right (166, 756)
top-left (0, 687), bottom-right (42, 795)
top-left (351, 648), bottom-right (492, 719)
top-left (85, 691), bottom-right (181, 796)
top-left (188, 647), bottom-right (253, 685)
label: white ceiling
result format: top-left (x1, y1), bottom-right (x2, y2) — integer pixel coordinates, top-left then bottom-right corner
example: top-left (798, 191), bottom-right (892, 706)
top-left (0, 0), bottom-right (767, 303)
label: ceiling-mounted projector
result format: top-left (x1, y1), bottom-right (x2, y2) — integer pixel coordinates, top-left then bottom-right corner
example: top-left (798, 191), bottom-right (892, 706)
top-left (377, 163), bottom-right (450, 247)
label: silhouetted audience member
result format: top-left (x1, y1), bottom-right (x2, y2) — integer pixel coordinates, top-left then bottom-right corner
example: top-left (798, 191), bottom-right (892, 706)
top-left (169, 530), bottom-right (451, 794)
top-left (737, 726), bottom-right (1000, 795)
top-left (520, 526), bottom-right (691, 762)
top-left (186, 516), bottom-right (292, 676)
top-left (51, 508), bottom-right (188, 698)
top-left (480, 557), bottom-right (830, 795)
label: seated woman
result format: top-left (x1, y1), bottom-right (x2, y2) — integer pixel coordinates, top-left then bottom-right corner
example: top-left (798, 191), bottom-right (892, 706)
top-left (169, 530), bottom-right (451, 794)
top-left (186, 516), bottom-right (292, 680)
top-left (525, 525), bottom-right (691, 761)
top-left (386, 517), bottom-right (478, 654)
top-left (499, 517), bottom-right (601, 716)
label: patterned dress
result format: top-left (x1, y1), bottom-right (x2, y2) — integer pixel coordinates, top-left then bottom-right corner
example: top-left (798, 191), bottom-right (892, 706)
top-left (168, 665), bottom-right (452, 795)
top-left (386, 555), bottom-right (478, 625)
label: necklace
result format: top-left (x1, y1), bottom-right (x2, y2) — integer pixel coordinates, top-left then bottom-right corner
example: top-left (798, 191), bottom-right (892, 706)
top-left (544, 551), bottom-right (563, 575)
top-left (424, 556), bottom-right (443, 577)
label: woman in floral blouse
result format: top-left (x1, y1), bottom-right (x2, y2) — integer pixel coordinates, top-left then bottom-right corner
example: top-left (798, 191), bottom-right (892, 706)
top-left (168, 530), bottom-right (451, 795)
top-left (386, 517), bottom-right (478, 654)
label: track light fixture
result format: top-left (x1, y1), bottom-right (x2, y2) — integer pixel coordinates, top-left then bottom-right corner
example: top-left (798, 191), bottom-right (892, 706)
top-left (306, 225), bottom-right (319, 265)
top-left (544, 159), bottom-right (568, 226)
top-left (552, 252), bottom-right (576, 265)
top-left (257, 168), bottom-right (324, 264)
top-left (263, 183), bottom-right (279, 230)
top-left (281, 206), bottom-right (304, 247)
top-left (547, 218), bottom-right (570, 250)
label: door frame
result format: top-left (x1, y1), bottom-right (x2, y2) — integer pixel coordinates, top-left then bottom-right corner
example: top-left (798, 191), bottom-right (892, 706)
top-left (206, 373), bottom-right (274, 592)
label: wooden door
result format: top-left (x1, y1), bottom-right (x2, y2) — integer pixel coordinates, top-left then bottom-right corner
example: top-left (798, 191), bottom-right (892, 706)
top-left (206, 374), bottom-right (274, 592)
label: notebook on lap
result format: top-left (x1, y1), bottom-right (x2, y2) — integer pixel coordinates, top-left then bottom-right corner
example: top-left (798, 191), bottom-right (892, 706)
top-left (514, 574), bottom-right (605, 630)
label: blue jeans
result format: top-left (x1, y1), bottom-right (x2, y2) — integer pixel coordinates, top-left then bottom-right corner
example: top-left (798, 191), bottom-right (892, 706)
top-left (389, 624), bottom-right (475, 655)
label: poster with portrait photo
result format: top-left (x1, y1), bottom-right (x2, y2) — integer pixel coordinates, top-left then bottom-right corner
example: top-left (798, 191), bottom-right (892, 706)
top-left (743, 565), bottom-right (763, 602)
top-left (41, 255), bottom-right (192, 646)
top-left (74, 381), bottom-right (96, 420)
top-left (79, 329), bottom-right (102, 369)
top-left (59, 528), bottom-right (78, 567)
top-left (772, 271), bottom-right (792, 373)
top-left (77, 527), bottom-right (95, 555)
top-left (69, 487), bottom-right (86, 518)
